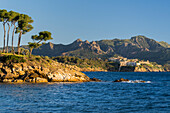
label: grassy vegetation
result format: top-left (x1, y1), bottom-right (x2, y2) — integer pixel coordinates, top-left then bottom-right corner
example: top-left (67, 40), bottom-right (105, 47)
top-left (52, 56), bottom-right (120, 71)
top-left (0, 53), bottom-right (50, 66)
top-left (1, 53), bottom-right (25, 57)
top-left (0, 55), bottom-right (26, 63)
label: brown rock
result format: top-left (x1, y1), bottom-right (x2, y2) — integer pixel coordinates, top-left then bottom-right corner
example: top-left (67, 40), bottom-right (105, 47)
top-left (90, 78), bottom-right (101, 82)
top-left (13, 79), bottom-right (24, 83)
top-left (29, 73), bottom-right (39, 78)
top-left (67, 76), bottom-right (80, 82)
top-left (19, 71), bottom-right (25, 76)
top-left (22, 64), bottom-right (28, 71)
top-left (25, 79), bottom-right (32, 83)
top-left (140, 80), bottom-right (146, 83)
top-left (0, 72), bottom-right (5, 78)
top-left (25, 78), bottom-right (36, 83)
top-left (3, 79), bottom-right (13, 83)
top-left (49, 73), bottom-right (64, 82)
top-left (28, 66), bottom-right (33, 70)
top-left (3, 73), bottom-right (19, 79)
top-left (0, 63), bottom-right (3, 68)
top-left (15, 67), bottom-right (22, 72)
top-left (2, 67), bottom-right (11, 74)
top-left (114, 78), bottom-right (129, 82)
top-left (0, 54), bottom-right (92, 83)
top-left (114, 80), bottom-right (121, 82)
top-left (35, 77), bottom-right (48, 83)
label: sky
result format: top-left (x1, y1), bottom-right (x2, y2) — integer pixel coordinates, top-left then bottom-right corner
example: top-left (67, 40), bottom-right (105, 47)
top-left (0, 0), bottom-right (170, 47)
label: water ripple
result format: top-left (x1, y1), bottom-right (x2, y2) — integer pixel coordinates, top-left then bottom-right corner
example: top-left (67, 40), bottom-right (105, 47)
top-left (0, 72), bottom-right (170, 112)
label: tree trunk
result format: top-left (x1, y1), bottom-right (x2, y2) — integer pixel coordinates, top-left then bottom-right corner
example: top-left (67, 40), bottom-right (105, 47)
top-left (29, 48), bottom-right (33, 56)
top-left (6, 23), bottom-right (11, 53)
top-left (17, 31), bottom-right (22, 55)
top-left (12, 24), bottom-right (16, 54)
top-left (3, 22), bottom-right (6, 53)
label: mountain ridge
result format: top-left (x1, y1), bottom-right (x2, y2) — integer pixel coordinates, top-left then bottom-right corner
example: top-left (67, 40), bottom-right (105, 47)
top-left (32, 35), bottom-right (170, 65)
top-left (1, 35), bottom-right (169, 65)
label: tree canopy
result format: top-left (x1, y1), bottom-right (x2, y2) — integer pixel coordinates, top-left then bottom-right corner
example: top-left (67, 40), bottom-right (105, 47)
top-left (31, 31), bottom-right (53, 43)
top-left (15, 14), bottom-right (33, 34)
top-left (0, 9), bottom-right (9, 22)
top-left (0, 9), bottom-right (53, 56)
top-left (0, 9), bottom-right (9, 53)
top-left (28, 31), bottom-right (53, 55)
top-left (15, 14), bottom-right (34, 54)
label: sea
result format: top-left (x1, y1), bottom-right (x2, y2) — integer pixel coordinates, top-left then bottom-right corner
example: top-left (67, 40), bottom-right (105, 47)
top-left (0, 72), bottom-right (169, 113)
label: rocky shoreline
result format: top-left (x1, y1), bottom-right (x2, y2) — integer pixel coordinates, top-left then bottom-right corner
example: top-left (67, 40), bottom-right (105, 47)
top-left (0, 55), bottom-right (93, 83)
top-left (0, 54), bottom-right (168, 84)
top-left (80, 66), bottom-right (168, 72)
top-left (0, 63), bottom-right (90, 83)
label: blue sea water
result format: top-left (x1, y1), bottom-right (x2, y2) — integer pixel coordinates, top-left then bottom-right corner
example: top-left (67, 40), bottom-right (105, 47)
top-left (0, 72), bottom-right (170, 113)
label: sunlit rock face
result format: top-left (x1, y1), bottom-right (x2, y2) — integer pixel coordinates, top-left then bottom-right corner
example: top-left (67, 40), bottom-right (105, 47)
top-left (0, 57), bottom-right (90, 83)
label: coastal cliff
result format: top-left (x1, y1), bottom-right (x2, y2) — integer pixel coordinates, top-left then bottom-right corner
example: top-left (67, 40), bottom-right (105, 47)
top-left (134, 66), bottom-right (166, 72)
top-left (0, 54), bottom-right (90, 83)
top-left (118, 66), bottom-right (166, 72)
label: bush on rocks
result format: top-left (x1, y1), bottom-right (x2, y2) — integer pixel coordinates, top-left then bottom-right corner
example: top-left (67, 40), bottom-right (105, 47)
top-left (1, 55), bottom-right (26, 64)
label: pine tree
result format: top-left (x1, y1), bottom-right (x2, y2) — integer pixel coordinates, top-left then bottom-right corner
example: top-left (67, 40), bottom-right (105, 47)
top-left (28, 31), bottom-right (53, 55)
top-left (15, 14), bottom-right (33, 54)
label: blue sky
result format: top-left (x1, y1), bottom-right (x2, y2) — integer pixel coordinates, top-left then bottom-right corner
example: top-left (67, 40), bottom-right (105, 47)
top-left (0, 0), bottom-right (170, 47)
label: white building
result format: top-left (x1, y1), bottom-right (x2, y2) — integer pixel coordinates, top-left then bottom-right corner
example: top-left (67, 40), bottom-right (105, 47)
top-left (126, 62), bottom-right (137, 66)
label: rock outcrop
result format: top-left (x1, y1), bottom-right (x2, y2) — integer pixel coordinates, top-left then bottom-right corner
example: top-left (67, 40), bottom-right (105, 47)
top-left (114, 78), bottom-right (130, 82)
top-left (0, 56), bottom-right (91, 83)
top-left (90, 78), bottom-right (102, 82)
top-left (114, 78), bottom-right (146, 83)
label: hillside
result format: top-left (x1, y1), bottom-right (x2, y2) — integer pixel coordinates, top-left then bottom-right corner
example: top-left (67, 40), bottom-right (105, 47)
top-left (31, 35), bottom-right (170, 65)
top-left (52, 56), bottom-right (168, 72)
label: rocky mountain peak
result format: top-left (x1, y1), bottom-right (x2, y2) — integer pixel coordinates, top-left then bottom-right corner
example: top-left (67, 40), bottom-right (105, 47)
top-left (48, 42), bottom-right (54, 49)
top-left (91, 41), bottom-right (97, 45)
top-left (84, 40), bottom-right (90, 44)
top-left (131, 35), bottom-right (149, 42)
top-left (75, 39), bottom-right (83, 42)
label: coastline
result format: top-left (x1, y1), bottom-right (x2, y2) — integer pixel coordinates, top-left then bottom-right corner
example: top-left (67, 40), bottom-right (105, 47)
top-left (0, 54), bottom-right (92, 83)
top-left (0, 54), bottom-right (169, 84)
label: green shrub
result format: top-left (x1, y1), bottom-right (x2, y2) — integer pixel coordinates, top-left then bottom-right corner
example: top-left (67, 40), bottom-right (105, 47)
top-left (47, 59), bottom-right (52, 63)
top-left (44, 56), bottom-right (50, 60)
top-left (35, 57), bottom-right (41, 62)
top-left (1, 55), bottom-right (26, 63)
